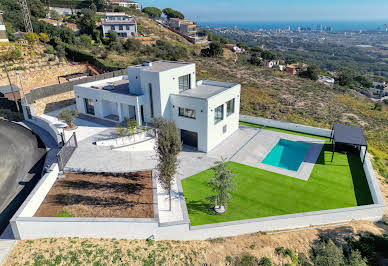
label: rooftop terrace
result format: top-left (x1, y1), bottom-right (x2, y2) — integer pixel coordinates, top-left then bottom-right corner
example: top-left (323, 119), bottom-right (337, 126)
top-left (130, 60), bottom-right (194, 72)
top-left (178, 80), bottom-right (239, 99)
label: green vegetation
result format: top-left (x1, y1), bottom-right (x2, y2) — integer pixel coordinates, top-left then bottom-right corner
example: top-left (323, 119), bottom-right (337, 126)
top-left (56, 210), bottom-right (72, 217)
top-left (142, 7), bottom-right (162, 18)
top-left (162, 8), bottom-right (184, 19)
top-left (182, 151), bottom-right (372, 225)
top-left (201, 42), bottom-right (224, 57)
top-left (58, 109), bottom-right (78, 128)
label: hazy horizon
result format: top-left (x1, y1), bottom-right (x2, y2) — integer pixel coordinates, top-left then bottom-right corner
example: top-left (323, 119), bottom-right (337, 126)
top-left (140, 0), bottom-right (388, 22)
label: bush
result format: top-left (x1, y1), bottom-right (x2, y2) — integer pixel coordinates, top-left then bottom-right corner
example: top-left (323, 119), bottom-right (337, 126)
top-left (162, 8), bottom-right (184, 19)
top-left (56, 210), bottom-right (72, 217)
top-left (233, 253), bottom-right (257, 266)
top-left (258, 257), bottom-right (271, 266)
top-left (124, 38), bottom-right (142, 51)
top-left (58, 109), bottom-right (78, 128)
top-left (45, 45), bottom-right (56, 54)
top-left (10, 49), bottom-right (22, 60)
top-left (201, 42), bottom-right (224, 57)
top-left (39, 32), bottom-right (50, 43)
top-left (311, 239), bottom-right (345, 266)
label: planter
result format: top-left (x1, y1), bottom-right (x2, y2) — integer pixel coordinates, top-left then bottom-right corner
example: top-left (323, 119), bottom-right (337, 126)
top-left (214, 205), bottom-right (225, 213)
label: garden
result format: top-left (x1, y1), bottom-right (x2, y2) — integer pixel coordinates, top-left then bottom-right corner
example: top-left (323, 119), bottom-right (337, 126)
top-left (182, 128), bottom-right (373, 226)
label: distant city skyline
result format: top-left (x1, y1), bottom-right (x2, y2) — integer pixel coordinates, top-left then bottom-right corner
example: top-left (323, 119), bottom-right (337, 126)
top-left (140, 0), bottom-right (388, 22)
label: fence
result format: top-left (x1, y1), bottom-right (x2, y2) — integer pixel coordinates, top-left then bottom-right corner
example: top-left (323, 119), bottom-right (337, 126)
top-left (25, 69), bottom-right (127, 104)
top-left (56, 132), bottom-right (78, 171)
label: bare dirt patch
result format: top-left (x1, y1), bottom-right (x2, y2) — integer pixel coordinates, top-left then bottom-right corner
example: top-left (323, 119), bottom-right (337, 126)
top-left (34, 171), bottom-right (154, 218)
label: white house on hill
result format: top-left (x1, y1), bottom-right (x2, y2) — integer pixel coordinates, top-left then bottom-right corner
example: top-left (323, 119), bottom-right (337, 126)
top-left (102, 12), bottom-right (137, 38)
top-left (74, 61), bottom-right (241, 152)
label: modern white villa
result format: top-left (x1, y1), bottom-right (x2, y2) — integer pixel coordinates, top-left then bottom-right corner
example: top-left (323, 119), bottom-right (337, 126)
top-left (74, 61), bottom-right (241, 152)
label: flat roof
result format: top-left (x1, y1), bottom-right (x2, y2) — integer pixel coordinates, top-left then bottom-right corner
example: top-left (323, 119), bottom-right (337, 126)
top-left (333, 124), bottom-right (367, 146)
top-left (178, 80), bottom-right (238, 99)
top-left (0, 84), bottom-right (20, 94)
top-left (130, 60), bottom-right (194, 72)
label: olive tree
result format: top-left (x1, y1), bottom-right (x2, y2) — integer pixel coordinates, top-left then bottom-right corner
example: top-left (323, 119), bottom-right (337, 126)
top-left (207, 158), bottom-right (236, 213)
top-left (153, 117), bottom-right (182, 211)
top-left (58, 109), bottom-right (78, 129)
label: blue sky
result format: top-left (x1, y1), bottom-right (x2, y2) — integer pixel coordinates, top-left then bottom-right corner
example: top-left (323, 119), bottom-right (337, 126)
top-left (140, 0), bottom-right (388, 22)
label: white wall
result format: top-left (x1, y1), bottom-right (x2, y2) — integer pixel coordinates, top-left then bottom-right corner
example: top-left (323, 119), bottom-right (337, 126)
top-left (170, 95), bottom-right (208, 151)
top-left (28, 116), bottom-right (62, 145)
top-left (240, 115), bottom-right (332, 137)
top-left (207, 84), bottom-right (241, 151)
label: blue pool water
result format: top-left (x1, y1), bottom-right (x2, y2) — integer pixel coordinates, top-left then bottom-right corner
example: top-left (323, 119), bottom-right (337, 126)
top-left (261, 139), bottom-right (311, 171)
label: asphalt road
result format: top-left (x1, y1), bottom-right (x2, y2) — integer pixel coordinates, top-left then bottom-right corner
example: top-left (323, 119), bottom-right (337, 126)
top-left (0, 120), bottom-right (46, 235)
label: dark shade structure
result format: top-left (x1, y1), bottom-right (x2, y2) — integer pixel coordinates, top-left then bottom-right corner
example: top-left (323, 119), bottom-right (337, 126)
top-left (330, 124), bottom-right (368, 164)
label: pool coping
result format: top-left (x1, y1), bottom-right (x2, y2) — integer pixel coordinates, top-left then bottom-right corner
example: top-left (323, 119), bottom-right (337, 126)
top-left (232, 129), bottom-right (325, 181)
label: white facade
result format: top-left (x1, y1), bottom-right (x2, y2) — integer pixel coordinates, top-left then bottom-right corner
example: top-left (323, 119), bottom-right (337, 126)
top-left (74, 61), bottom-right (241, 152)
top-left (101, 12), bottom-right (137, 38)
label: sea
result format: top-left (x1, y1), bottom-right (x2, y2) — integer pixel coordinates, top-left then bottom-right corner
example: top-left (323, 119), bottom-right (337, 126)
top-left (197, 21), bottom-right (387, 31)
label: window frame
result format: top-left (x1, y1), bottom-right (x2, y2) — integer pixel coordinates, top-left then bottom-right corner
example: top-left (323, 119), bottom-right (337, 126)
top-left (178, 107), bottom-right (196, 119)
top-left (178, 74), bottom-right (191, 93)
top-left (226, 98), bottom-right (235, 117)
top-left (214, 104), bottom-right (224, 124)
top-left (84, 98), bottom-right (95, 115)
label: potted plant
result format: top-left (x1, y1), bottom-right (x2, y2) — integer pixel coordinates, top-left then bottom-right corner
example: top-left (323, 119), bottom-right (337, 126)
top-left (58, 109), bottom-right (78, 130)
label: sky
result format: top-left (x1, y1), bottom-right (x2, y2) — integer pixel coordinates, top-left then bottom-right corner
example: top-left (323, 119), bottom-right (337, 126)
top-left (140, 0), bottom-right (388, 22)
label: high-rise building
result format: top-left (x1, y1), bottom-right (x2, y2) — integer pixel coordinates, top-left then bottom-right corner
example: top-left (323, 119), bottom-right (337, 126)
top-left (383, 24), bottom-right (388, 32)
top-left (316, 24), bottom-right (323, 32)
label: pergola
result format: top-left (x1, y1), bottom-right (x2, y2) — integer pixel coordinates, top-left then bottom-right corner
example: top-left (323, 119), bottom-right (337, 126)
top-left (330, 124), bottom-right (368, 164)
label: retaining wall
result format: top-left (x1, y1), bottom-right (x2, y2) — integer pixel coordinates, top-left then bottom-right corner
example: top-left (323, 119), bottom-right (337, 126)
top-left (10, 116), bottom-right (385, 240)
top-left (27, 116), bottom-right (62, 146)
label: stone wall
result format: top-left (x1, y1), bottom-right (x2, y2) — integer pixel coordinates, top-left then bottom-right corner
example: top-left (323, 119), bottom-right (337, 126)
top-left (32, 91), bottom-right (75, 116)
top-left (0, 63), bottom-right (88, 93)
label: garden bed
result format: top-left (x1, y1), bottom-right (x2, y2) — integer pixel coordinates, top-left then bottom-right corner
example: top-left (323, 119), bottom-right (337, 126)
top-left (34, 171), bottom-right (154, 218)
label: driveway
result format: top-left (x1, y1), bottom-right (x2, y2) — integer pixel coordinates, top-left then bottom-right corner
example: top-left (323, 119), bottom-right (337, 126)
top-left (0, 120), bottom-right (46, 234)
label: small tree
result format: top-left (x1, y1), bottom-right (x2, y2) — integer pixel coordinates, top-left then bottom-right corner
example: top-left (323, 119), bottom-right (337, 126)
top-left (162, 8), bottom-right (184, 19)
top-left (58, 109), bottom-right (78, 129)
top-left (207, 159), bottom-right (236, 213)
top-left (153, 117), bottom-right (182, 211)
top-left (49, 10), bottom-right (61, 21)
top-left (24, 32), bottom-right (39, 45)
top-left (125, 118), bottom-right (138, 138)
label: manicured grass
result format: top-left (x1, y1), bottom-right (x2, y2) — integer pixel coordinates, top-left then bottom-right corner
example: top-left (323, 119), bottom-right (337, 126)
top-left (182, 147), bottom-right (373, 226)
top-left (239, 121), bottom-right (330, 143)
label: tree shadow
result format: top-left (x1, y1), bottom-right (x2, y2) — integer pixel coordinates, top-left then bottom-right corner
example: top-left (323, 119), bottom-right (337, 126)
top-left (186, 200), bottom-right (215, 216)
top-left (60, 180), bottom-right (146, 195)
top-left (51, 194), bottom-right (152, 208)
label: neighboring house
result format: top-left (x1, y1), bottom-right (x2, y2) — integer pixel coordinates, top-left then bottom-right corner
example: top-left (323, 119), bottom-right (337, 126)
top-left (286, 63), bottom-right (307, 75)
top-left (108, 0), bottom-right (139, 9)
top-left (0, 11), bottom-right (8, 42)
top-left (102, 12), bottom-right (137, 38)
top-left (167, 18), bottom-right (208, 44)
top-left (223, 44), bottom-right (244, 53)
top-left (0, 84), bottom-right (22, 100)
top-left (74, 60), bottom-right (241, 152)
top-left (263, 60), bottom-right (279, 68)
top-left (38, 18), bottom-right (80, 34)
top-left (49, 7), bottom-right (80, 16)
top-left (318, 75), bottom-right (335, 86)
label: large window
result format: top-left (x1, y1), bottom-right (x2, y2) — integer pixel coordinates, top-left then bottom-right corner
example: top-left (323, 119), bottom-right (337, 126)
top-left (179, 74), bottom-right (191, 92)
top-left (179, 107), bottom-right (196, 119)
top-left (110, 25), bottom-right (115, 31)
top-left (226, 98), bottom-right (235, 117)
top-left (119, 25), bottom-right (123, 30)
top-left (84, 98), bottom-right (95, 115)
top-left (214, 104), bottom-right (224, 124)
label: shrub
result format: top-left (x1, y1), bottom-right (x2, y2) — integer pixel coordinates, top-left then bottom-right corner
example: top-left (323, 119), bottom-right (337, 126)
top-left (142, 7), bottom-right (162, 18)
top-left (201, 42), bottom-right (224, 57)
top-left (45, 44), bottom-right (56, 54)
top-left (10, 49), bottom-right (22, 60)
top-left (124, 38), bottom-right (142, 51)
top-left (39, 33), bottom-right (50, 43)
top-left (233, 253), bottom-right (257, 266)
top-left (258, 257), bottom-right (272, 266)
top-left (58, 109), bottom-right (78, 128)
top-left (311, 239), bottom-right (345, 266)
top-left (56, 210), bottom-right (72, 217)
top-left (24, 32), bottom-right (39, 44)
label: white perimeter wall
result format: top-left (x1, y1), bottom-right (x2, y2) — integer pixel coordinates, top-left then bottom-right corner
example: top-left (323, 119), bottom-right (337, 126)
top-left (11, 116), bottom-right (385, 240)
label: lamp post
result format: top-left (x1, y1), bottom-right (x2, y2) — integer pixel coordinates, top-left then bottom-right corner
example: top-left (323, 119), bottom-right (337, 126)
top-left (3, 63), bottom-right (20, 113)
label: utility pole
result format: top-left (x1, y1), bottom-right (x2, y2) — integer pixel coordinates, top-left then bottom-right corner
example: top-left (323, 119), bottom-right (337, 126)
top-left (19, 0), bottom-right (33, 33)
top-left (3, 63), bottom-right (20, 113)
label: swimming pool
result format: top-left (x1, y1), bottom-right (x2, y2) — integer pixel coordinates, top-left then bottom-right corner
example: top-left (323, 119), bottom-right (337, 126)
top-left (261, 139), bottom-right (311, 171)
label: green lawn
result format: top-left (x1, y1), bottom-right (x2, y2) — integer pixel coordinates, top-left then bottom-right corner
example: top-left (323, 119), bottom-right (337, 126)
top-left (182, 127), bottom-right (373, 226)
